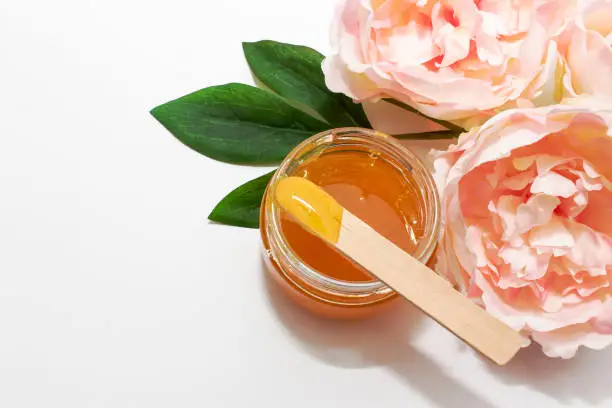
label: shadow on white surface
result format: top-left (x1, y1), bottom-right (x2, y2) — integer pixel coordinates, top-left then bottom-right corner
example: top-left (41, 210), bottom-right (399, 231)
top-left (261, 263), bottom-right (497, 408)
top-left (487, 339), bottom-right (612, 406)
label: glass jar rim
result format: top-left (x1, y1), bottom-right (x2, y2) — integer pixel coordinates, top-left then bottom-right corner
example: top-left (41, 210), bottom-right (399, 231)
top-left (265, 127), bottom-right (441, 297)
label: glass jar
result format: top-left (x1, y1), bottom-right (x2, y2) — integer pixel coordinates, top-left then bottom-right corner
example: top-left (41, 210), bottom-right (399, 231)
top-left (260, 128), bottom-right (441, 319)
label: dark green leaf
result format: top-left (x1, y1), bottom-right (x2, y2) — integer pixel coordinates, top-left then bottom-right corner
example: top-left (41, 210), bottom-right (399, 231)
top-left (208, 170), bottom-right (275, 228)
top-left (150, 83), bottom-right (329, 164)
top-left (243, 40), bottom-right (371, 128)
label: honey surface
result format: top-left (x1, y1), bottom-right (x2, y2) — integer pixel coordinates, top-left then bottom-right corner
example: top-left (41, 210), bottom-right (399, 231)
top-left (280, 147), bottom-right (425, 282)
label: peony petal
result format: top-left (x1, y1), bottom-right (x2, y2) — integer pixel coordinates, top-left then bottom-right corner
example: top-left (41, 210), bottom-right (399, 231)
top-left (531, 171), bottom-right (578, 197)
top-left (500, 169), bottom-right (537, 190)
top-left (323, 55), bottom-right (381, 101)
top-left (528, 217), bottom-right (575, 248)
top-left (542, 294), bottom-right (564, 313)
top-left (535, 155), bottom-right (574, 173)
top-left (565, 220), bottom-right (612, 274)
top-left (467, 112), bottom-right (567, 171)
top-left (571, 168), bottom-right (603, 191)
top-left (582, 159), bottom-right (605, 178)
top-left (379, 20), bottom-right (441, 66)
top-left (369, 0), bottom-right (397, 29)
top-left (591, 296), bottom-right (612, 334)
top-left (500, 194), bottom-right (561, 240)
top-left (476, 13), bottom-right (505, 65)
top-left (467, 226), bottom-right (489, 268)
top-left (575, 188), bottom-right (612, 235)
top-left (557, 190), bottom-right (588, 219)
top-left (566, 23), bottom-right (612, 95)
top-left (583, 0), bottom-right (612, 37)
top-left (439, 28), bottom-right (471, 67)
top-left (496, 195), bottom-right (521, 239)
top-left (532, 323), bottom-right (612, 358)
top-left (499, 245), bottom-right (551, 280)
top-left (391, 66), bottom-right (506, 113)
top-left (513, 155), bottom-right (537, 171)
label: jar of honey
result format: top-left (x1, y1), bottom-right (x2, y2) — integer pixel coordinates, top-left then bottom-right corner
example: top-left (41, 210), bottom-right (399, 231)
top-left (260, 128), bottom-right (441, 319)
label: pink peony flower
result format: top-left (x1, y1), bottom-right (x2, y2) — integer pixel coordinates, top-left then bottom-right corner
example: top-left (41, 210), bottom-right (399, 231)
top-left (323, 0), bottom-right (573, 126)
top-left (558, 0), bottom-right (612, 98)
top-left (433, 96), bottom-right (612, 358)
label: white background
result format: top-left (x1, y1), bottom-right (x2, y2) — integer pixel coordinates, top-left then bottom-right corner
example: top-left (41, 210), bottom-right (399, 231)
top-left (1, 1), bottom-right (611, 407)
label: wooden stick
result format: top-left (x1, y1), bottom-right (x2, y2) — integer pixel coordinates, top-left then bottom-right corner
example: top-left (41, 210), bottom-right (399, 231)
top-left (275, 177), bottom-right (524, 366)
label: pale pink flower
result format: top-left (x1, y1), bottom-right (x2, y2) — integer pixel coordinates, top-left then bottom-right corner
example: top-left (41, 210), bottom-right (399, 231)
top-left (434, 96), bottom-right (612, 358)
top-left (558, 0), bottom-right (612, 98)
top-left (323, 0), bottom-right (574, 126)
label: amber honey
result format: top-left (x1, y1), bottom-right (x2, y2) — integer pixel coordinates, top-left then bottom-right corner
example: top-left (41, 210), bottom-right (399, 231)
top-left (260, 128), bottom-right (440, 319)
top-left (280, 147), bottom-right (426, 282)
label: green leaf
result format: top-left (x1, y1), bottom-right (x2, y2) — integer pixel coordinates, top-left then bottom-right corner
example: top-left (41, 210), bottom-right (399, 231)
top-left (243, 40), bottom-right (372, 129)
top-left (150, 83), bottom-right (329, 164)
top-left (208, 170), bottom-right (275, 228)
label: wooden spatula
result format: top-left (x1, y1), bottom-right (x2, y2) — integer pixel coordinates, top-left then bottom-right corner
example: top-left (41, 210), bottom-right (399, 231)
top-left (275, 176), bottom-right (524, 366)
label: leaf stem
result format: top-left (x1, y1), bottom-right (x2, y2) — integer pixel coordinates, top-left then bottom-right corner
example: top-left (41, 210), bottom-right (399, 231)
top-left (393, 130), bottom-right (459, 140)
top-left (383, 98), bottom-right (465, 134)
